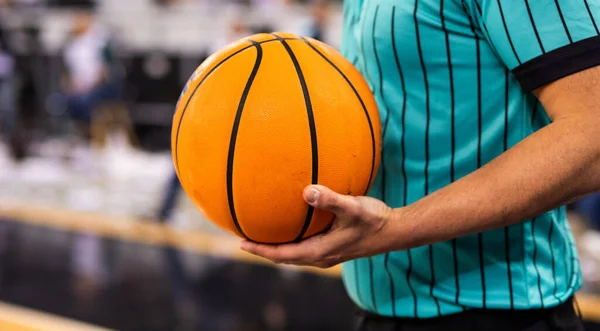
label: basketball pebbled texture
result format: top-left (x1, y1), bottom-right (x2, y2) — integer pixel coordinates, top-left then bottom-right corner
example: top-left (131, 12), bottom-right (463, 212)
top-left (172, 32), bottom-right (381, 244)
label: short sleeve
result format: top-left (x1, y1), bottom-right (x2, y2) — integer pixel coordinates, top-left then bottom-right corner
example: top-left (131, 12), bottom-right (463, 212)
top-left (468, 0), bottom-right (600, 92)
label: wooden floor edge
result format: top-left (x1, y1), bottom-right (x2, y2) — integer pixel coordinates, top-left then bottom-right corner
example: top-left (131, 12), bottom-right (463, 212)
top-left (0, 201), bottom-right (342, 277)
top-left (0, 301), bottom-right (114, 331)
top-left (577, 293), bottom-right (600, 323)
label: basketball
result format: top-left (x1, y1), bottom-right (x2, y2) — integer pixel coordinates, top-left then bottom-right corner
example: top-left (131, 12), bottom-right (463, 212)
top-left (172, 32), bottom-right (381, 244)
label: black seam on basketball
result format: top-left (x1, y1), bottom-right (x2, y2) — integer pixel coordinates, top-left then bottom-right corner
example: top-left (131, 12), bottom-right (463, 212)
top-left (300, 37), bottom-right (376, 195)
top-left (226, 40), bottom-right (263, 240)
top-left (173, 37), bottom-right (300, 176)
top-left (270, 33), bottom-right (318, 242)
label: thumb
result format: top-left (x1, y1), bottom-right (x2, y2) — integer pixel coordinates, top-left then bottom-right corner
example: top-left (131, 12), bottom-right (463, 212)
top-left (303, 185), bottom-right (360, 216)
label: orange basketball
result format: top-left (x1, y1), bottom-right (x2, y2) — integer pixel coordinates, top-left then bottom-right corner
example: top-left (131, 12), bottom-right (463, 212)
top-left (172, 32), bottom-right (381, 244)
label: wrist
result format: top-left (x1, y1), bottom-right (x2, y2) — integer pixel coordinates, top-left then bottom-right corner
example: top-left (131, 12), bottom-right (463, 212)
top-left (382, 205), bottom-right (422, 252)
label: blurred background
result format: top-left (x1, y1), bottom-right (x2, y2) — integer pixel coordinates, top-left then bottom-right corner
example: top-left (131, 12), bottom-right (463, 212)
top-left (0, 0), bottom-right (598, 330)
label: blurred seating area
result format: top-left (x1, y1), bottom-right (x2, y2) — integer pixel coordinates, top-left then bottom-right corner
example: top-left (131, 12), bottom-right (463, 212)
top-left (0, 0), bottom-right (342, 158)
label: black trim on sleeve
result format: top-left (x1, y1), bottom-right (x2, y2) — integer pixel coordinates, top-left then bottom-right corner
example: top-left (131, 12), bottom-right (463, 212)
top-left (512, 35), bottom-right (600, 92)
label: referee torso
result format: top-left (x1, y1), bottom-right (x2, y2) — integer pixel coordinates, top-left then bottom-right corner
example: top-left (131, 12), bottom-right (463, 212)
top-left (340, 0), bottom-right (598, 318)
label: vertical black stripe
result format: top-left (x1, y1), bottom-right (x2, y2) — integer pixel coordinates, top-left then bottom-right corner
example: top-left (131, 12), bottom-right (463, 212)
top-left (441, 0), bottom-right (462, 309)
top-left (561, 207), bottom-right (581, 287)
top-left (415, 0), bottom-right (441, 316)
top-left (503, 68), bottom-right (515, 310)
top-left (407, 250), bottom-right (418, 317)
top-left (563, 233), bottom-right (572, 300)
top-left (346, 4), bottom-right (360, 65)
top-left (477, 233), bottom-right (487, 308)
top-left (373, 5), bottom-right (389, 137)
top-left (531, 100), bottom-right (539, 128)
top-left (497, 0), bottom-right (522, 65)
top-left (226, 41), bottom-right (263, 239)
top-left (372, 5), bottom-right (388, 201)
top-left (362, 2), bottom-right (377, 313)
top-left (476, 33), bottom-right (486, 309)
top-left (356, 0), bottom-right (377, 194)
top-left (503, 69), bottom-right (509, 150)
top-left (368, 257), bottom-right (378, 311)
top-left (504, 228), bottom-right (514, 310)
top-left (391, 7), bottom-right (407, 208)
top-left (584, 0), bottom-right (600, 35)
top-left (380, 5), bottom-right (396, 316)
top-left (302, 40), bottom-right (376, 195)
top-left (564, 209), bottom-right (577, 301)
top-left (391, 6), bottom-right (415, 316)
top-left (452, 239), bottom-right (460, 305)
top-left (468, 10), bottom-right (487, 308)
top-left (548, 220), bottom-right (561, 303)
top-left (520, 221), bottom-right (526, 308)
top-left (269, 34), bottom-right (318, 242)
top-left (360, 2), bottom-right (371, 86)
top-left (531, 217), bottom-right (545, 308)
top-left (525, 1), bottom-right (545, 53)
top-left (383, 253), bottom-right (396, 316)
top-left (441, 1), bottom-right (455, 184)
top-left (464, 6), bottom-right (481, 169)
top-left (554, 0), bottom-right (573, 43)
top-left (354, 260), bottom-right (364, 306)
top-left (564, 217), bottom-right (573, 300)
top-left (464, 12), bottom-right (487, 310)
top-left (415, 2), bottom-right (430, 198)
top-left (470, 0), bottom-right (501, 58)
top-left (428, 244), bottom-right (440, 312)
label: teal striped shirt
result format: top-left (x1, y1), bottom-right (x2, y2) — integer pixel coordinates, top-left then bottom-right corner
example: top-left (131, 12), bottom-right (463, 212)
top-left (341, 0), bottom-right (598, 318)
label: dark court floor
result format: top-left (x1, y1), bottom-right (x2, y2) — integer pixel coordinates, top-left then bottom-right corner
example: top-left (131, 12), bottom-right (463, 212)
top-left (0, 218), bottom-right (356, 331)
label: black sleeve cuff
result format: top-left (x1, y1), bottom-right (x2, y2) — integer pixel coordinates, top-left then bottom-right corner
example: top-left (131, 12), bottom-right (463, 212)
top-left (512, 35), bottom-right (600, 92)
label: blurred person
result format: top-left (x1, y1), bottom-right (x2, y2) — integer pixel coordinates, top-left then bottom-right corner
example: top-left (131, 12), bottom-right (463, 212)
top-left (61, 9), bottom-right (120, 133)
top-left (0, 0), bottom-right (43, 161)
top-left (302, 0), bottom-right (329, 41)
top-left (241, 1), bottom-right (600, 331)
top-left (61, 8), bottom-right (126, 311)
top-left (0, 19), bottom-right (15, 141)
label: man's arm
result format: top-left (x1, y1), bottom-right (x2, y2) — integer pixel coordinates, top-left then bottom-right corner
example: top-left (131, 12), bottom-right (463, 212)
top-left (390, 65), bottom-right (600, 250)
top-left (241, 66), bottom-right (600, 268)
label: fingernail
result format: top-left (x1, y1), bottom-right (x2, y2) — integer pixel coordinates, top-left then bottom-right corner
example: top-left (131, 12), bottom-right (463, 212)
top-left (306, 187), bottom-right (320, 204)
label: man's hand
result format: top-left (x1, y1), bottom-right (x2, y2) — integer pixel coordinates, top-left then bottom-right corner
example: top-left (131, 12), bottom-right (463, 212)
top-left (240, 185), bottom-right (397, 268)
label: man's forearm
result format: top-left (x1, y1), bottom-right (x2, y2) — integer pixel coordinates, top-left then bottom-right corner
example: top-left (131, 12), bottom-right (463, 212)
top-left (389, 115), bottom-right (600, 251)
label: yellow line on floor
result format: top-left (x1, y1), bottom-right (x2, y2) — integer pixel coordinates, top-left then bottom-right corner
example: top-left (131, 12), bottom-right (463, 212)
top-left (0, 302), bottom-right (113, 331)
top-left (0, 320), bottom-right (39, 331)
top-left (0, 200), bottom-right (342, 277)
top-left (578, 293), bottom-right (600, 323)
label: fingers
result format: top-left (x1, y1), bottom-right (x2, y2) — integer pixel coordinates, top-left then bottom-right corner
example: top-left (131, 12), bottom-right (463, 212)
top-left (303, 185), bottom-right (361, 217)
top-left (241, 240), bottom-right (313, 264)
top-left (240, 233), bottom-right (346, 269)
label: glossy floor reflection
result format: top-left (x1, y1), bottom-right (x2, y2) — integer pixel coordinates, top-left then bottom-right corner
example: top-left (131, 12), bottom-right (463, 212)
top-left (0, 218), bottom-right (355, 331)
